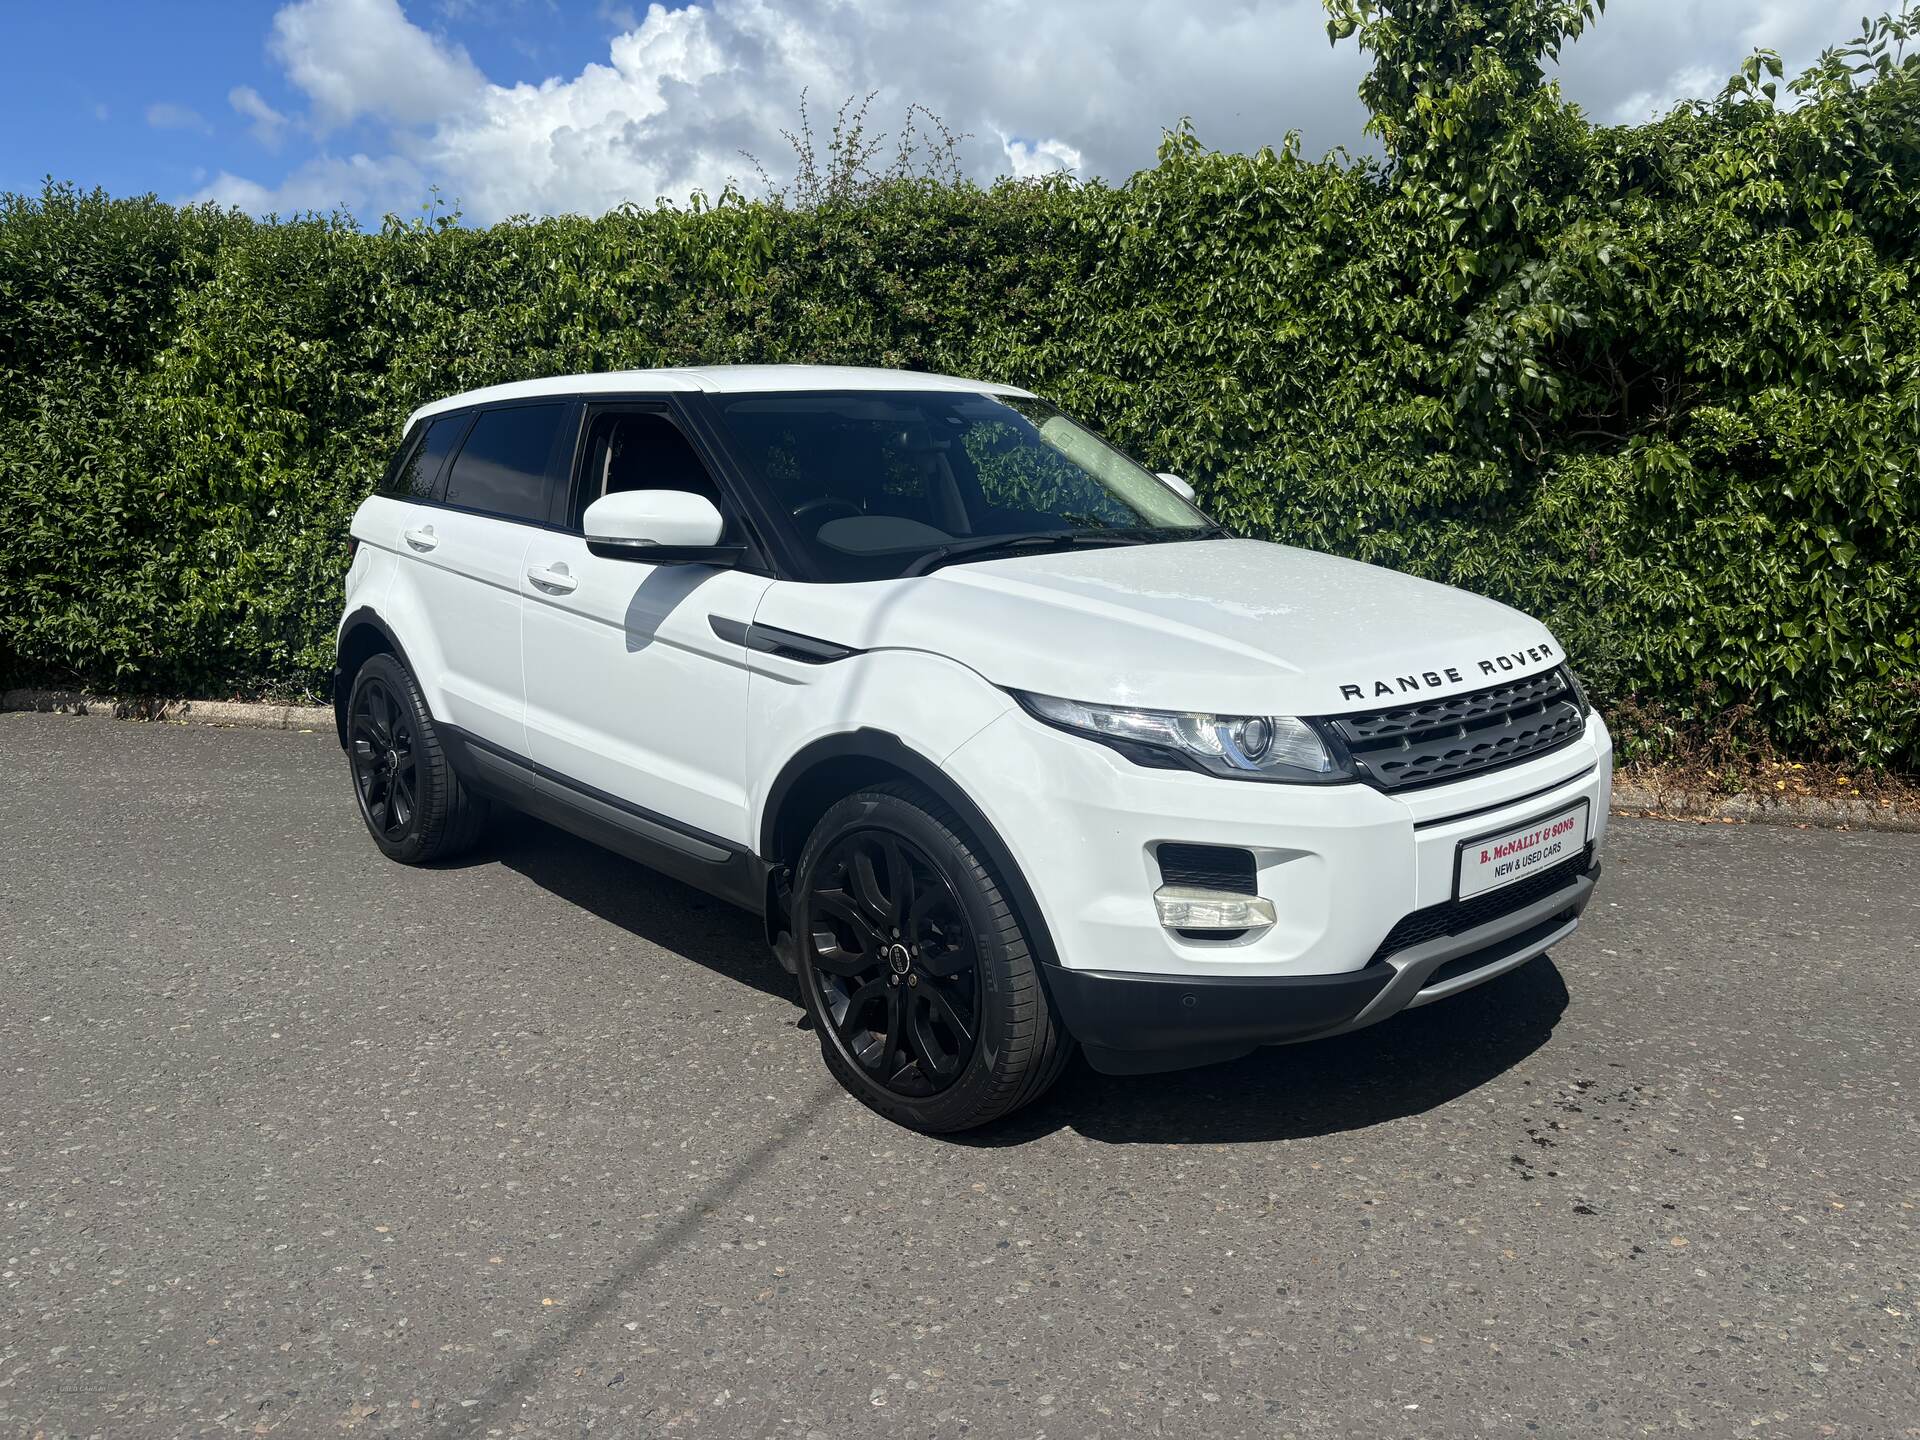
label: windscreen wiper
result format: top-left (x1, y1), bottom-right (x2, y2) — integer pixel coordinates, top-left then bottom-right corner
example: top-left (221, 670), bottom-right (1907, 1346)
top-left (901, 530), bottom-right (1149, 578)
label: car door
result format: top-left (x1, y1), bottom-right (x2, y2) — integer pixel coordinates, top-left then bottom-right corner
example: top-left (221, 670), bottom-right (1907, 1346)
top-left (520, 399), bottom-right (773, 848)
top-left (391, 400), bottom-right (574, 755)
top-left (358, 407), bottom-right (466, 622)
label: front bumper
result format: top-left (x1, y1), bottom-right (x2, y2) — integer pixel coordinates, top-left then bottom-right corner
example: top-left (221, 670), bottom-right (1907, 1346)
top-left (1049, 855), bottom-right (1599, 1073)
top-left (940, 704), bottom-right (1612, 1073)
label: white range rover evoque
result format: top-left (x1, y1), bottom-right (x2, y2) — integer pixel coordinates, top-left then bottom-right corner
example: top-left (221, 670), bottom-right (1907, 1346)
top-left (337, 364), bottom-right (1611, 1132)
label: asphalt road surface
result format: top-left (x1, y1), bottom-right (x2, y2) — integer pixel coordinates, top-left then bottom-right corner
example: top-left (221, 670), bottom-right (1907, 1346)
top-left (2, 710), bottom-right (1916, 1439)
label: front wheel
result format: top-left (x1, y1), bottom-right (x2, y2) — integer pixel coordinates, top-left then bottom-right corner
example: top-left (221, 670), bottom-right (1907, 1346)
top-left (792, 784), bottom-right (1071, 1133)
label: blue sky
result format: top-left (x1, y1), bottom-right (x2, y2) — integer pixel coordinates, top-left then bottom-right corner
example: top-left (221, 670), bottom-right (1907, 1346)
top-left (3, 0), bottom-right (638, 215)
top-left (0, 0), bottom-right (1856, 226)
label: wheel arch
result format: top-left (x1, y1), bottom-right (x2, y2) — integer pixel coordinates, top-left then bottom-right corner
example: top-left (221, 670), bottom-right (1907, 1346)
top-left (757, 728), bottom-right (1060, 970)
top-left (333, 608), bottom-right (417, 749)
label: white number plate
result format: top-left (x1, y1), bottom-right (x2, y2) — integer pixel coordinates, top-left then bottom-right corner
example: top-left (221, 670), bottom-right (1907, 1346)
top-left (1456, 800), bottom-right (1590, 900)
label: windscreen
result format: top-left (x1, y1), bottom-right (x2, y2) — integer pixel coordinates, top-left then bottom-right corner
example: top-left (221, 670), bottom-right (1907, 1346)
top-left (713, 391), bottom-right (1216, 580)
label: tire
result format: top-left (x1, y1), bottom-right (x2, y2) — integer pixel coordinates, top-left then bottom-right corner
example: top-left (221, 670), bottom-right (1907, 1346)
top-left (792, 782), bottom-right (1072, 1133)
top-left (345, 652), bottom-right (490, 865)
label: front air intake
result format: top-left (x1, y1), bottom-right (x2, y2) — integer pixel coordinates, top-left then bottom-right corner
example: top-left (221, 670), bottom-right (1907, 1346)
top-left (1156, 843), bottom-right (1257, 895)
top-left (1369, 845), bottom-right (1594, 963)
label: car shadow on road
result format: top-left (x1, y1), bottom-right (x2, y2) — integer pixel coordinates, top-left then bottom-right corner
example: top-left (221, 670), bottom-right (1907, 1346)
top-left (458, 816), bottom-right (1567, 1147)
top-left (482, 816), bottom-right (799, 1006)
top-left (968, 956), bottom-right (1571, 1148)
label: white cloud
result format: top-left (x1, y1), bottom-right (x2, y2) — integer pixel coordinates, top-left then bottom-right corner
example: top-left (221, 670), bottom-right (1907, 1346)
top-left (217, 0), bottom-right (1364, 222)
top-left (269, 0), bottom-right (485, 130)
top-left (146, 101), bottom-right (212, 135)
top-left (1554, 0), bottom-right (1844, 123)
top-left (1607, 64), bottom-right (1723, 123)
top-left (416, 2), bottom-right (747, 219)
top-left (229, 85), bottom-right (290, 146)
top-left (207, 0), bottom-right (1864, 224)
top-left (195, 151), bottom-right (429, 218)
top-left (1000, 135), bottom-right (1082, 180)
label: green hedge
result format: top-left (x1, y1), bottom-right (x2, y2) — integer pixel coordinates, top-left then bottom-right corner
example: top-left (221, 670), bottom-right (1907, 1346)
top-left (2, 2), bottom-right (1916, 767)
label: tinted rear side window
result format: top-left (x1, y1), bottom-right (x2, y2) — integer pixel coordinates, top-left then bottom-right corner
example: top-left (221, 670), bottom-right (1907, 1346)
top-left (381, 414), bottom-right (466, 499)
top-left (443, 404), bottom-right (569, 523)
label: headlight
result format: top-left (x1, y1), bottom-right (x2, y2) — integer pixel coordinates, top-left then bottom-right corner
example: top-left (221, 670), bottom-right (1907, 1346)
top-left (1013, 691), bottom-right (1350, 783)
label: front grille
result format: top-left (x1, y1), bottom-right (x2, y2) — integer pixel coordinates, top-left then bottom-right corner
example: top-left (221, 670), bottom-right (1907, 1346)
top-left (1324, 668), bottom-right (1585, 791)
top-left (1369, 845), bottom-right (1592, 964)
top-left (1156, 842), bottom-right (1257, 895)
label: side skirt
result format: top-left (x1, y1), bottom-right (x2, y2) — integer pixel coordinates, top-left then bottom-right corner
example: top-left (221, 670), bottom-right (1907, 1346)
top-left (440, 725), bottom-right (767, 915)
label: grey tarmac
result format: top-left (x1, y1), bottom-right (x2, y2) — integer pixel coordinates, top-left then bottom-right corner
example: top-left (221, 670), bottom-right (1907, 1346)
top-left (1, 710), bottom-right (1914, 1438)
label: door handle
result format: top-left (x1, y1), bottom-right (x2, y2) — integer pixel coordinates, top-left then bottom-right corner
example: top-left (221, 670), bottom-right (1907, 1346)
top-left (527, 563), bottom-right (577, 595)
top-left (402, 524), bottom-right (438, 552)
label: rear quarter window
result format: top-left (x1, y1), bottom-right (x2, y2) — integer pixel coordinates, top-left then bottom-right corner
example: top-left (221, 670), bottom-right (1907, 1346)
top-left (378, 413), bottom-right (467, 500)
top-left (442, 403), bottom-right (570, 524)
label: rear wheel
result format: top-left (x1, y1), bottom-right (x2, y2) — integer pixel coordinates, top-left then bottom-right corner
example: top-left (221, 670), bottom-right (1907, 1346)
top-left (793, 784), bottom-right (1071, 1133)
top-left (346, 652), bottom-right (489, 864)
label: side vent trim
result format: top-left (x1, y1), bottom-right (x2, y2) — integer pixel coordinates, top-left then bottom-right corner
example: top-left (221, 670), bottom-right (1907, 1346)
top-left (709, 616), bottom-right (860, 664)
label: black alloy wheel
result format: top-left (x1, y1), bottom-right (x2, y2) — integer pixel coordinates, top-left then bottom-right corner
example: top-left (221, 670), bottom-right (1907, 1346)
top-left (349, 673), bottom-right (418, 845)
top-left (792, 784), bottom-right (1072, 1133)
top-left (807, 828), bottom-right (983, 1097)
top-left (344, 651), bottom-right (489, 864)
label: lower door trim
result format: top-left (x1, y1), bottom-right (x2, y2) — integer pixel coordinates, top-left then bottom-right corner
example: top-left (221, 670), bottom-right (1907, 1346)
top-left (441, 724), bottom-right (765, 913)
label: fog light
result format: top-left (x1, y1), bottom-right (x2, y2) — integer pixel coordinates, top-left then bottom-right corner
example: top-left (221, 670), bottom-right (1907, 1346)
top-left (1153, 885), bottom-right (1276, 933)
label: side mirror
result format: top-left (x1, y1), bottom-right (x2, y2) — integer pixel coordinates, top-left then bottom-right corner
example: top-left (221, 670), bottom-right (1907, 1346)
top-left (1156, 472), bottom-right (1197, 502)
top-left (583, 490), bottom-right (743, 564)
